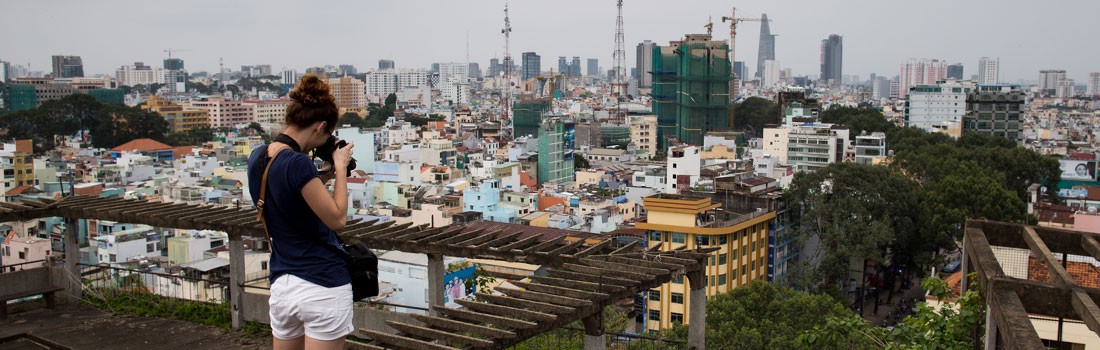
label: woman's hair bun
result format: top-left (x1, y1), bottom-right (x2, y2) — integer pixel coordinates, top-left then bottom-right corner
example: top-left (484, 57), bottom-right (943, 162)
top-left (289, 74), bottom-right (335, 106)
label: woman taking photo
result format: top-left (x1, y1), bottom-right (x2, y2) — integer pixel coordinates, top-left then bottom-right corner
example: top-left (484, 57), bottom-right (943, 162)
top-left (248, 74), bottom-right (355, 350)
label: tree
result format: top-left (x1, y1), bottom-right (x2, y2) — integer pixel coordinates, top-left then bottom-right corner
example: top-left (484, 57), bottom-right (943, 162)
top-left (0, 94), bottom-right (103, 151)
top-left (700, 281), bottom-right (862, 349)
top-left (801, 276), bottom-right (985, 350)
top-left (404, 116), bottom-right (429, 127)
top-left (733, 97), bottom-right (780, 136)
top-left (339, 112), bottom-right (368, 128)
top-left (819, 106), bottom-right (895, 139)
top-left (785, 163), bottom-right (920, 289)
top-left (385, 93), bottom-right (397, 107)
top-left (89, 104), bottom-right (169, 148)
top-left (574, 155), bottom-right (590, 169)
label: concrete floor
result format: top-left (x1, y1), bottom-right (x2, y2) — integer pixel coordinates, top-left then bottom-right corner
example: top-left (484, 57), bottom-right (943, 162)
top-left (1, 301), bottom-right (271, 350)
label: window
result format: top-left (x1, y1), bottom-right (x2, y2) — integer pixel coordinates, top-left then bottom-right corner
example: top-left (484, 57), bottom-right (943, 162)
top-left (670, 293), bottom-right (684, 304)
top-left (261, 261), bottom-right (269, 270)
top-left (649, 231), bottom-right (662, 242)
top-left (670, 312), bottom-right (684, 324)
top-left (648, 309), bottom-right (660, 321)
top-left (741, 266), bottom-right (747, 276)
top-left (708, 255), bottom-right (715, 266)
top-left (718, 274), bottom-right (727, 285)
top-left (110, 254), bottom-right (117, 263)
top-left (18, 251), bottom-right (25, 259)
top-left (718, 253), bottom-right (727, 265)
top-left (649, 290), bottom-right (661, 301)
top-left (671, 233), bottom-right (685, 244)
top-left (672, 275), bottom-right (683, 284)
top-left (718, 235), bottom-right (728, 245)
top-left (709, 275), bottom-right (715, 286)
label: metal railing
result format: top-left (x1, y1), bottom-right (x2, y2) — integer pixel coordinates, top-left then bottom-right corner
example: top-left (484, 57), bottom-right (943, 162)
top-left (78, 263), bottom-right (229, 304)
top-left (0, 259), bottom-right (50, 273)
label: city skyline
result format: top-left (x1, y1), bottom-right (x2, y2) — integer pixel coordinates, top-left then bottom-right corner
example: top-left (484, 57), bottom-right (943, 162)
top-left (2, 0), bottom-right (1098, 82)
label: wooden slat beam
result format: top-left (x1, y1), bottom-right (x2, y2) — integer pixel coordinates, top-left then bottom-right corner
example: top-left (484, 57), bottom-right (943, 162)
top-left (474, 293), bottom-right (576, 315)
top-left (562, 262), bottom-right (654, 282)
top-left (572, 239), bottom-right (613, 258)
top-left (579, 258), bottom-right (669, 276)
top-left (511, 281), bottom-right (608, 300)
top-left (409, 314), bottom-right (517, 339)
top-left (495, 287), bottom-right (594, 307)
top-left (357, 329), bottom-right (459, 350)
top-left (548, 269), bottom-right (639, 286)
top-left (453, 299), bottom-right (557, 322)
top-left (385, 321), bottom-right (496, 349)
top-left (433, 306), bottom-right (539, 330)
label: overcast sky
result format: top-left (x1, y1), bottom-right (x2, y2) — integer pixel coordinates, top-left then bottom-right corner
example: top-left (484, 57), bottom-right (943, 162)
top-left (3, 0), bottom-right (1097, 83)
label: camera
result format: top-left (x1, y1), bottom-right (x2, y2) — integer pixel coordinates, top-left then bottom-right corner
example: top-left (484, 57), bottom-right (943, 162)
top-left (313, 135), bottom-right (357, 177)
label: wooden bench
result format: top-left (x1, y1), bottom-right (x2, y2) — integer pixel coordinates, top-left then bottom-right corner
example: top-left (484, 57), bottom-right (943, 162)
top-left (0, 287), bottom-right (65, 319)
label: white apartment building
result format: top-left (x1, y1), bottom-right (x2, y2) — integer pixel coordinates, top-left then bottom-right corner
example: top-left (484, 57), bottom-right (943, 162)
top-left (398, 69), bottom-right (430, 88)
top-left (2, 235), bottom-right (51, 272)
top-left (905, 81), bottom-right (972, 135)
top-left (282, 69), bottom-right (299, 85)
top-left (763, 60), bottom-right (781, 88)
top-left (1088, 73), bottom-right (1100, 97)
top-left (978, 57), bottom-right (1000, 85)
top-left (438, 63), bottom-right (469, 85)
top-left (366, 69), bottom-right (398, 98)
top-left (92, 224), bottom-right (160, 265)
top-left (629, 115), bottom-right (657, 159)
top-left (854, 132), bottom-right (887, 165)
top-left (666, 146), bottom-right (701, 193)
top-left (115, 62), bottom-right (160, 86)
top-left (763, 123), bottom-right (851, 172)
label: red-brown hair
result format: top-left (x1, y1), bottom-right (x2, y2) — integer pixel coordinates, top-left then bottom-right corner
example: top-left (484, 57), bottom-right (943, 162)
top-left (286, 74), bottom-right (339, 132)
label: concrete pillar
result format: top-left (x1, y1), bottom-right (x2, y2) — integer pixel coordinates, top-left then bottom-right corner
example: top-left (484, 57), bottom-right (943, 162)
top-left (228, 234), bottom-right (245, 330)
top-left (63, 218), bottom-right (81, 301)
top-left (687, 272), bottom-right (706, 350)
top-left (427, 253), bottom-right (445, 316)
top-left (984, 305), bottom-right (996, 350)
top-left (960, 234), bottom-right (969, 293)
top-left (582, 312), bottom-right (605, 350)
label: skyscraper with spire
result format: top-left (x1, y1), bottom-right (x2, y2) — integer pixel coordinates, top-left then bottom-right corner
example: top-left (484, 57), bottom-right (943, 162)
top-left (755, 14), bottom-right (774, 81)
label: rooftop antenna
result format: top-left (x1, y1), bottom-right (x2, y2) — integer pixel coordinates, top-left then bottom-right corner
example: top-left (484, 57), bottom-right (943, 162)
top-left (502, 2), bottom-right (514, 132)
top-left (612, 0), bottom-right (626, 100)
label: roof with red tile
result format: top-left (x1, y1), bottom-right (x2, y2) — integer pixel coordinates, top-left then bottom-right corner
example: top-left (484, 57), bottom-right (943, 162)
top-left (538, 196), bottom-right (567, 211)
top-left (111, 138), bottom-right (173, 152)
top-left (4, 185), bottom-right (34, 196)
top-left (1029, 257), bottom-right (1100, 289)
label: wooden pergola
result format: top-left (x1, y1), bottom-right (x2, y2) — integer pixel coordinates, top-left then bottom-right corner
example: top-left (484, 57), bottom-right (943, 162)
top-left (963, 220), bottom-right (1100, 349)
top-left (0, 196), bottom-right (713, 349)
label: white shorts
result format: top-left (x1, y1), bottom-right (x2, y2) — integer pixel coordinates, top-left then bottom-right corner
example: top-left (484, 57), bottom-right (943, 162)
top-left (269, 274), bottom-right (355, 341)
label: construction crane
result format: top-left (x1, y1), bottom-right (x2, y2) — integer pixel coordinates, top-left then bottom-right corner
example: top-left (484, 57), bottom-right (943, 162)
top-left (721, 7), bottom-right (770, 127)
top-left (163, 48), bottom-right (192, 59)
top-left (721, 7), bottom-right (774, 99)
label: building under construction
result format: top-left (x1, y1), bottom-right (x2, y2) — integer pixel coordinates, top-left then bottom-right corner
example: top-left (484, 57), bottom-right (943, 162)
top-left (512, 97), bottom-right (552, 138)
top-left (651, 33), bottom-right (732, 147)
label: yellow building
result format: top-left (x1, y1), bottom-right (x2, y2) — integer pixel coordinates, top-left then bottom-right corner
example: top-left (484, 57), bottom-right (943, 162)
top-left (636, 193), bottom-right (774, 333)
top-left (143, 96), bottom-right (210, 132)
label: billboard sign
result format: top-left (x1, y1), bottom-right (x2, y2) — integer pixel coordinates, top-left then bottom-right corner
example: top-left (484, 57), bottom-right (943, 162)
top-left (1060, 159), bottom-right (1097, 181)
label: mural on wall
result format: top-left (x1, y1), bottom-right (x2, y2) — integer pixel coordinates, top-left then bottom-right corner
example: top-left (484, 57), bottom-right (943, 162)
top-left (443, 264), bottom-right (476, 307)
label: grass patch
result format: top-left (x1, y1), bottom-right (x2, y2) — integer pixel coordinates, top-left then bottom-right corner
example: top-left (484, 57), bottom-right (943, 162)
top-left (82, 287), bottom-right (269, 337)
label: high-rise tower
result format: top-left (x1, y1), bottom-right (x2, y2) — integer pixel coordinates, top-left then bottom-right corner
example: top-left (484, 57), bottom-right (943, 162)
top-left (819, 34), bottom-right (842, 86)
top-left (755, 14), bottom-right (774, 81)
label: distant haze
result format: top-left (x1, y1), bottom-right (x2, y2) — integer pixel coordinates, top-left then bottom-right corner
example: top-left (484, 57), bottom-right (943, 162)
top-left (2, 0), bottom-right (1096, 82)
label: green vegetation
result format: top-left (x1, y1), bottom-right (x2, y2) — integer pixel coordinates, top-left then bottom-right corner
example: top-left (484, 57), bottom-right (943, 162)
top-left (732, 97), bottom-right (780, 135)
top-left (0, 94), bottom-right (168, 151)
top-left (781, 105), bottom-right (1058, 289)
top-left (802, 276), bottom-right (985, 350)
top-left (82, 287), bottom-right (270, 337)
top-left (574, 154), bottom-right (591, 169)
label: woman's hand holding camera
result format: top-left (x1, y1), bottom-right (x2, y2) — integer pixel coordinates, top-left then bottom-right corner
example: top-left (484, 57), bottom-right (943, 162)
top-left (333, 141), bottom-right (355, 174)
